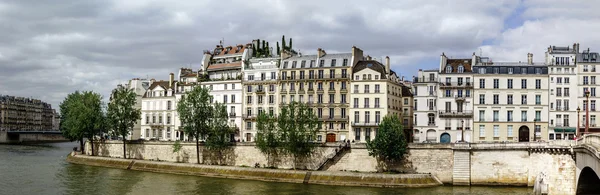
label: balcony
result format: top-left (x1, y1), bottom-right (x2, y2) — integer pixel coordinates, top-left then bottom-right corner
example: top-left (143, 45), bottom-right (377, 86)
top-left (340, 88), bottom-right (348, 93)
top-left (242, 114), bottom-right (257, 119)
top-left (229, 113), bottom-right (236, 117)
top-left (255, 88), bottom-right (265, 94)
top-left (427, 122), bottom-right (436, 126)
top-left (439, 82), bottom-right (473, 89)
top-left (321, 115), bottom-right (349, 121)
top-left (455, 95), bottom-right (465, 101)
top-left (439, 110), bottom-right (473, 118)
top-left (280, 88), bottom-right (287, 94)
top-left (352, 122), bottom-right (379, 127)
top-left (413, 77), bottom-right (439, 83)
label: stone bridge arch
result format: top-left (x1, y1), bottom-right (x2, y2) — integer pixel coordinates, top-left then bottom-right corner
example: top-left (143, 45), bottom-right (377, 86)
top-left (575, 134), bottom-right (600, 194)
top-left (576, 167), bottom-right (600, 194)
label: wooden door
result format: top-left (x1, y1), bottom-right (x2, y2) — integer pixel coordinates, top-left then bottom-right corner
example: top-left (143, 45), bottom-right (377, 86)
top-left (519, 126), bottom-right (530, 142)
top-left (326, 133), bottom-right (336, 142)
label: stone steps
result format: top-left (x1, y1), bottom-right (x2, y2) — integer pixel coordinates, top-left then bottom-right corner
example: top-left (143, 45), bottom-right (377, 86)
top-left (453, 151), bottom-right (471, 185)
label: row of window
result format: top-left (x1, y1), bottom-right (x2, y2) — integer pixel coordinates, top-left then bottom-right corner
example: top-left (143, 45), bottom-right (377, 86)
top-left (145, 114), bottom-right (172, 125)
top-left (478, 94), bottom-right (542, 105)
top-left (246, 121), bottom-right (348, 131)
top-left (279, 81), bottom-right (347, 91)
top-left (475, 66), bottom-right (545, 74)
top-left (282, 58), bottom-right (349, 69)
top-left (276, 94), bottom-right (348, 104)
top-left (280, 69), bottom-right (348, 80)
top-left (353, 111), bottom-right (381, 124)
top-left (480, 79), bottom-right (542, 89)
top-left (478, 110), bottom-right (541, 122)
top-left (144, 101), bottom-right (172, 110)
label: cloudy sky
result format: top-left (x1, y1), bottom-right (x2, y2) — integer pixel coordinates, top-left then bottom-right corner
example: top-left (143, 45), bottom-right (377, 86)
top-left (0, 0), bottom-right (598, 109)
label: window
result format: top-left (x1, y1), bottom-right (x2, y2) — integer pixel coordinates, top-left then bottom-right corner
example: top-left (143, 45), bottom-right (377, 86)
top-left (564, 88), bottom-right (570, 97)
top-left (247, 85), bottom-right (252, 92)
top-left (458, 65), bottom-right (464, 73)
top-left (508, 79), bottom-right (513, 89)
top-left (375, 98), bottom-right (380, 108)
top-left (508, 68), bottom-right (513, 74)
top-left (342, 69), bottom-right (347, 78)
top-left (223, 95), bottom-right (228, 103)
top-left (354, 85), bottom-right (359, 93)
top-left (342, 59), bottom-right (348, 66)
top-left (493, 95), bottom-right (499, 104)
top-left (354, 111), bottom-right (359, 123)
top-left (317, 108), bottom-right (322, 118)
top-left (341, 94), bottom-right (346, 103)
top-left (557, 88), bottom-right (562, 97)
top-left (330, 69), bottom-right (335, 79)
top-left (364, 85), bottom-right (370, 93)
top-left (341, 108), bottom-right (346, 119)
top-left (445, 90), bottom-right (451, 97)
top-left (479, 125), bottom-right (485, 137)
top-left (317, 94), bottom-right (323, 103)
top-left (507, 111), bottom-right (513, 122)
top-left (536, 79), bottom-right (541, 89)
top-left (466, 90), bottom-right (471, 97)
top-left (375, 85), bottom-right (380, 93)
top-left (493, 79), bottom-right (499, 89)
top-left (593, 76), bottom-right (597, 85)
top-left (493, 111), bottom-right (499, 121)
top-left (364, 98), bottom-right (370, 108)
top-left (353, 98), bottom-right (358, 108)
top-left (493, 125), bottom-right (499, 137)
top-left (479, 94), bottom-right (485, 104)
top-left (565, 77), bottom-right (570, 83)
top-left (319, 60), bottom-right (325, 67)
top-left (145, 115), bottom-right (149, 124)
top-left (446, 65), bottom-right (452, 73)
top-left (365, 111), bottom-right (370, 123)
top-left (329, 94), bottom-right (334, 103)
top-left (521, 95), bottom-right (527, 105)
top-left (535, 111), bottom-right (541, 121)
top-left (521, 79), bottom-right (527, 89)
top-left (331, 59), bottom-right (337, 66)
top-left (521, 111), bottom-right (527, 122)
top-left (479, 110), bottom-right (485, 122)
top-left (507, 125), bottom-right (513, 137)
top-left (355, 128), bottom-right (361, 141)
top-left (479, 79), bottom-right (485, 88)
top-left (375, 111), bottom-right (381, 123)
top-left (247, 96), bottom-right (252, 104)
top-left (507, 95), bottom-right (513, 105)
top-left (536, 95), bottom-right (541, 105)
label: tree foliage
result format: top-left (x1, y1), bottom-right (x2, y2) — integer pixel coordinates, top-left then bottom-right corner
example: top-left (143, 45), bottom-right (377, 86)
top-left (205, 102), bottom-right (234, 164)
top-left (278, 102), bottom-right (320, 169)
top-left (366, 115), bottom-right (408, 164)
top-left (106, 85), bottom-right (141, 159)
top-left (59, 91), bottom-right (105, 155)
top-left (177, 86), bottom-right (212, 164)
top-left (255, 112), bottom-right (280, 167)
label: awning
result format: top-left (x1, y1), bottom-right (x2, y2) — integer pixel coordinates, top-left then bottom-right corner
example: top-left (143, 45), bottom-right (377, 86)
top-left (554, 128), bottom-right (576, 133)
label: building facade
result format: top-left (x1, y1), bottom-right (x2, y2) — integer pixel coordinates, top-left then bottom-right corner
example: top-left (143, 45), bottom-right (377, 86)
top-left (547, 45), bottom-right (578, 140)
top-left (125, 78), bottom-right (150, 140)
top-left (472, 57), bottom-right (549, 142)
top-left (413, 70), bottom-right (440, 142)
top-left (0, 95), bottom-right (56, 132)
top-left (241, 57), bottom-right (280, 142)
top-left (140, 78), bottom-right (178, 141)
top-left (577, 46), bottom-right (600, 134)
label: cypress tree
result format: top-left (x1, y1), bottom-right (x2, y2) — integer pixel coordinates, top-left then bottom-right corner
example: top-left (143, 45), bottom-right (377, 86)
top-left (282, 35), bottom-right (286, 51)
top-left (262, 40), bottom-right (266, 56)
top-left (276, 42), bottom-right (281, 56)
top-left (289, 38), bottom-right (293, 51)
top-left (266, 42), bottom-right (270, 56)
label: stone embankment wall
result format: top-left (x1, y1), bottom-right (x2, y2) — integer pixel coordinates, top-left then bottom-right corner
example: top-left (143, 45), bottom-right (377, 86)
top-left (67, 153), bottom-right (442, 188)
top-left (0, 131), bottom-right (68, 144)
top-left (86, 141), bottom-right (577, 194)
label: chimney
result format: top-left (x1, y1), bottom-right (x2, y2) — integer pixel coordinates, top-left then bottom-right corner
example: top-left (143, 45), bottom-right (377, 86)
top-left (385, 56), bottom-right (390, 75)
top-left (169, 73), bottom-right (174, 88)
top-left (527, 53), bottom-right (533, 65)
top-left (317, 48), bottom-right (326, 58)
top-left (366, 55), bottom-right (372, 60)
top-left (351, 46), bottom-right (364, 66)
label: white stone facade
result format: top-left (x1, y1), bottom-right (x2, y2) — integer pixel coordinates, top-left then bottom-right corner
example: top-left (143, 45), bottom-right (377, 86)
top-left (241, 57), bottom-right (280, 142)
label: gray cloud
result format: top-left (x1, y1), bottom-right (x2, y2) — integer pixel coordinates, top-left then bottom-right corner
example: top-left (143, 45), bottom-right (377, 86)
top-left (1, 0), bottom-right (596, 109)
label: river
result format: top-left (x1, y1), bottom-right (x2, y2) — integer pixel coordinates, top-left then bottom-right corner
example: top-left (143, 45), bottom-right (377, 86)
top-left (0, 142), bottom-right (531, 195)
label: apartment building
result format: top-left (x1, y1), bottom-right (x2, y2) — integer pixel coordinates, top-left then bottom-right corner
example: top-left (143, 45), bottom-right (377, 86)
top-left (413, 69), bottom-right (440, 142)
top-left (0, 95), bottom-right (56, 132)
top-left (140, 77), bottom-right (178, 141)
top-left (436, 54), bottom-right (476, 143)
top-left (198, 43), bottom-right (252, 142)
top-left (241, 57), bottom-right (280, 142)
top-left (472, 56), bottom-right (549, 142)
top-left (547, 45), bottom-right (578, 140)
top-left (279, 47), bottom-right (363, 142)
top-left (349, 57), bottom-right (412, 143)
top-left (124, 78), bottom-right (150, 140)
top-left (577, 47), bottom-right (600, 134)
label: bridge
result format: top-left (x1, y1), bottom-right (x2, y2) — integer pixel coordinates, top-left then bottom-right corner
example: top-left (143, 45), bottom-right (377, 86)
top-left (574, 134), bottom-right (600, 194)
top-left (0, 130), bottom-right (66, 143)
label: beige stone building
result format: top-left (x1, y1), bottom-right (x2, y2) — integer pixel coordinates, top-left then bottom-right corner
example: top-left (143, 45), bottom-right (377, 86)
top-left (241, 57), bottom-right (280, 142)
top-left (0, 95), bottom-right (56, 132)
top-left (349, 57), bottom-right (413, 143)
top-left (278, 47), bottom-right (363, 142)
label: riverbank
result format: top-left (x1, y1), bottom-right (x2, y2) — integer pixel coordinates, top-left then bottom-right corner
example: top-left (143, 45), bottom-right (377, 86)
top-left (66, 152), bottom-right (442, 188)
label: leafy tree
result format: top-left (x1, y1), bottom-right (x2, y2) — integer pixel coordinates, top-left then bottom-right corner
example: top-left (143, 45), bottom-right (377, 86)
top-left (278, 102), bottom-right (320, 169)
top-left (60, 91), bottom-right (105, 155)
top-left (256, 112), bottom-right (280, 167)
top-left (367, 115), bottom-right (408, 167)
top-left (177, 86), bottom-right (212, 164)
top-left (205, 102), bottom-right (234, 165)
top-left (106, 85), bottom-right (141, 159)
top-left (60, 91), bottom-right (86, 152)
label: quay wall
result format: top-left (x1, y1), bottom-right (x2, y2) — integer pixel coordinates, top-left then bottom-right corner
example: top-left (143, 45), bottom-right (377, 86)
top-left (0, 131), bottom-right (68, 144)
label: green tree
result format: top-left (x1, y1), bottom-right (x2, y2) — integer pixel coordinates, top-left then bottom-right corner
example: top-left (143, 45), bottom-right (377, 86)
top-left (206, 102), bottom-right (234, 165)
top-left (252, 44), bottom-right (257, 58)
top-left (177, 86), bottom-right (212, 164)
top-left (60, 91), bottom-right (86, 152)
top-left (289, 37), bottom-right (292, 50)
top-left (60, 91), bottom-right (105, 155)
top-left (366, 115), bottom-right (408, 167)
top-left (281, 35), bottom-right (286, 51)
top-left (106, 85), bottom-right (141, 159)
top-left (276, 42), bottom-right (280, 56)
top-left (266, 42), bottom-right (270, 56)
top-left (256, 112), bottom-right (280, 167)
top-left (278, 102), bottom-right (320, 169)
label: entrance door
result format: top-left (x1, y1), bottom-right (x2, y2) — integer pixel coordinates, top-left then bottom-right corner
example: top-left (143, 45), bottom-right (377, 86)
top-left (326, 133), bottom-right (336, 142)
top-left (440, 133), bottom-right (451, 143)
top-left (519, 126), bottom-right (530, 142)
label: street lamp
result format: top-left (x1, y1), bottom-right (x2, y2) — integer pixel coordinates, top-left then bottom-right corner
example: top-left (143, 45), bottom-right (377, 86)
top-left (461, 119), bottom-right (465, 142)
top-left (577, 107), bottom-right (581, 138)
top-left (586, 90), bottom-right (591, 135)
top-left (534, 118), bottom-right (537, 141)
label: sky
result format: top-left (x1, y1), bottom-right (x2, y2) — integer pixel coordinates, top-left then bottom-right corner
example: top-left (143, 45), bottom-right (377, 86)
top-left (1, 0), bottom-right (600, 109)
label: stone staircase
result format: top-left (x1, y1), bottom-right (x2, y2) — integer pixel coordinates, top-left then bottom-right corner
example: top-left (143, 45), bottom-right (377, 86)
top-left (317, 143), bottom-right (350, 171)
top-left (452, 150), bottom-right (471, 185)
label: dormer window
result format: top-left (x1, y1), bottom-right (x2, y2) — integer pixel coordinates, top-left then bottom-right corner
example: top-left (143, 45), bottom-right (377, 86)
top-left (457, 65), bottom-right (464, 73)
top-left (445, 65), bottom-right (452, 73)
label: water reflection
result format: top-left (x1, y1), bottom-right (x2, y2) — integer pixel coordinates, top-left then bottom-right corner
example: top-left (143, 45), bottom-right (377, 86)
top-left (0, 142), bottom-right (531, 195)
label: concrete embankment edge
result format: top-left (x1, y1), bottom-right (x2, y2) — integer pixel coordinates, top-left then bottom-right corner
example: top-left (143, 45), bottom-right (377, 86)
top-left (66, 153), bottom-right (442, 188)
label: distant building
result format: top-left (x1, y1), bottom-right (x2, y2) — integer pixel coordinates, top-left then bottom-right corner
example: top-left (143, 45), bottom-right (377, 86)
top-left (121, 78), bottom-right (151, 140)
top-left (0, 95), bottom-right (56, 132)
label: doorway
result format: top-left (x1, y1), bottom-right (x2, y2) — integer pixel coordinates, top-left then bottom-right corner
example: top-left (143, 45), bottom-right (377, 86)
top-left (519, 126), bottom-right (530, 142)
top-left (326, 133), bottom-right (336, 142)
top-left (440, 133), bottom-right (451, 143)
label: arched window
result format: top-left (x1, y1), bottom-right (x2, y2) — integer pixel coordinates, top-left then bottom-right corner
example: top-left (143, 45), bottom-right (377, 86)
top-left (445, 65), bottom-right (452, 73)
top-left (458, 65), bottom-right (464, 73)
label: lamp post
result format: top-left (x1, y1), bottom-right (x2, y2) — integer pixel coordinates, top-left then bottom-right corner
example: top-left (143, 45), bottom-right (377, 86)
top-left (461, 119), bottom-right (465, 142)
top-left (586, 90), bottom-right (591, 135)
top-left (534, 118), bottom-right (537, 141)
top-left (577, 107), bottom-right (581, 138)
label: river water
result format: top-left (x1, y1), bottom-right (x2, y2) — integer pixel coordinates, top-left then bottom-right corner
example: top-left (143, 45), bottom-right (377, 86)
top-left (0, 142), bottom-right (531, 195)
